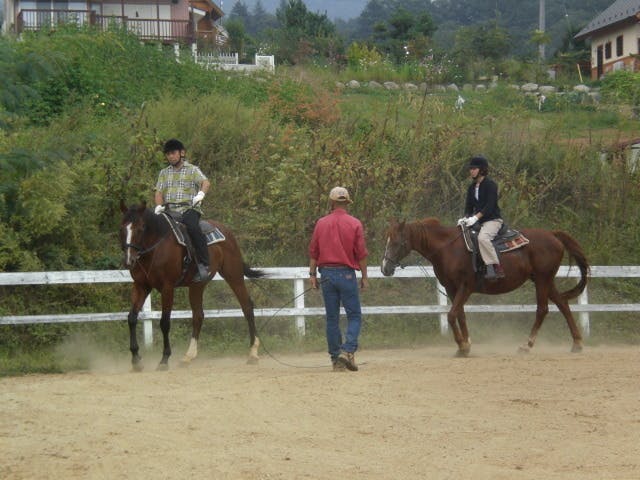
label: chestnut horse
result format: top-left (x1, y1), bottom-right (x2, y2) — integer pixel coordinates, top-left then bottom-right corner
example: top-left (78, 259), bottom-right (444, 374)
top-left (119, 201), bottom-right (264, 371)
top-left (381, 218), bottom-right (589, 356)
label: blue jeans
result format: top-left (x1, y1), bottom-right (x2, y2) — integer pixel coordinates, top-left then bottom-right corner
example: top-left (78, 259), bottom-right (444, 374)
top-left (319, 267), bottom-right (362, 361)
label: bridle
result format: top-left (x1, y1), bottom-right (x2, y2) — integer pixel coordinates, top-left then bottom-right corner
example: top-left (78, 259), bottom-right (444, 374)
top-left (382, 236), bottom-right (409, 270)
top-left (123, 223), bottom-right (170, 265)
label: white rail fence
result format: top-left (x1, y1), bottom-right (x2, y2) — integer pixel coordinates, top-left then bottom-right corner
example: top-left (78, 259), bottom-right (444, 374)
top-left (1, 266), bottom-right (639, 347)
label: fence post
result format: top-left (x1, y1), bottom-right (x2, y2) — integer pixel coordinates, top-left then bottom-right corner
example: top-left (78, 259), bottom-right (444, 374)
top-left (143, 294), bottom-right (153, 347)
top-left (437, 280), bottom-right (449, 335)
top-left (579, 285), bottom-right (590, 337)
top-left (294, 277), bottom-right (306, 335)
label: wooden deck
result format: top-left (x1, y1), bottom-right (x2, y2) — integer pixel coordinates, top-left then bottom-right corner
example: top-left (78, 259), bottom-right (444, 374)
top-left (16, 9), bottom-right (194, 43)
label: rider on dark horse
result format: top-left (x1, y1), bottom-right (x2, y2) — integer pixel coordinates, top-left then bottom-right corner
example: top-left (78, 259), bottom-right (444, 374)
top-left (457, 155), bottom-right (506, 280)
top-left (154, 139), bottom-right (211, 282)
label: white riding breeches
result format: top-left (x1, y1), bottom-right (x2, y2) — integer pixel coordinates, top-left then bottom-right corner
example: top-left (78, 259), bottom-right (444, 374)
top-left (478, 219), bottom-right (503, 265)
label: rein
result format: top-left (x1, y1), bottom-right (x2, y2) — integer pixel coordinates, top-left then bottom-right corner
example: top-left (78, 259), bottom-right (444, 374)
top-left (386, 225), bottom-right (463, 270)
top-left (125, 231), bottom-right (170, 257)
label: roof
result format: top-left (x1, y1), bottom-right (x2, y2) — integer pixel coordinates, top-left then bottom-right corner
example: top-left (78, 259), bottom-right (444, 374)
top-left (190, 0), bottom-right (224, 20)
top-left (575, 0), bottom-right (640, 40)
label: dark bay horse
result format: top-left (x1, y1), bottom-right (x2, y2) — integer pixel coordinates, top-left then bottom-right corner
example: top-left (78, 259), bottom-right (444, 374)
top-left (381, 218), bottom-right (589, 356)
top-left (119, 201), bottom-right (265, 371)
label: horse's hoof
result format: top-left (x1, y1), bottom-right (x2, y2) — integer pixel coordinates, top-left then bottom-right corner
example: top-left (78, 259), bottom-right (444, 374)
top-left (131, 362), bottom-right (144, 372)
top-left (571, 343), bottom-right (583, 353)
top-left (156, 363), bottom-right (169, 371)
top-left (131, 357), bottom-right (144, 372)
top-left (246, 356), bottom-right (259, 365)
top-left (455, 349), bottom-right (470, 358)
top-left (180, 355), bottom-right (194, 365)
top-left (517, 345), bottom-right (530, 354)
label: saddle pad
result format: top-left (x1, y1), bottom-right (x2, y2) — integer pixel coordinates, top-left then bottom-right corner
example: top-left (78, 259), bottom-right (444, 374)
top-left (498, 234), bottom-right (529, 252)
top-left (204, 225), bottom-right (225, 245)
top-left (461, 224), bottom-right (529, 253)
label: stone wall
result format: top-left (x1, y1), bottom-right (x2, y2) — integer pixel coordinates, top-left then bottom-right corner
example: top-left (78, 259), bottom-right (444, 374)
top-left (335, 80), bottom-right (601, 102)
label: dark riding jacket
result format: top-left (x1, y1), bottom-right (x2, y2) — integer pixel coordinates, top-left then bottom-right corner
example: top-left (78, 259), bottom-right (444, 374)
top-left (464, 176), bottom-right (502, 223)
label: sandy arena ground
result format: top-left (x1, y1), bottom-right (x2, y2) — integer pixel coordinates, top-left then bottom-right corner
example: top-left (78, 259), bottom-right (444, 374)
top-left (1, 344), bottom-right (639, 480)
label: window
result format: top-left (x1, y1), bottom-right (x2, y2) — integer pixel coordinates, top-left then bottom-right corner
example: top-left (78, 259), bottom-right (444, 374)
top-left (616, 35), bottom-right (623, 56)
top-left (605, 42), bottom-right (612, 59)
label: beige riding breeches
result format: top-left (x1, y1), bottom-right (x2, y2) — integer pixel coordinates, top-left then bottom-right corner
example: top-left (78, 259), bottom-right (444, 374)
top-left (478, 219), bottom-right (503, 265)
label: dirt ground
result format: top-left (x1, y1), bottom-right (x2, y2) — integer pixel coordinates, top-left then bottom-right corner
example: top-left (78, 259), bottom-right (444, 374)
top-left (1, 344), bottom-right (639, 480)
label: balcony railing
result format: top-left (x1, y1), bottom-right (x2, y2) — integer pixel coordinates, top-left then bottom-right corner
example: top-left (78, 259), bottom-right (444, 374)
top-left (16, 9), bottom-right (194, 43)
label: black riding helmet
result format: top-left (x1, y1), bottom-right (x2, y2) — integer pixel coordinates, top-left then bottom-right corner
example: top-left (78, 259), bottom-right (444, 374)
top-left (163, 139), bottom-right (185, 154)
top-left (468, 155), bottom-right (489, 175)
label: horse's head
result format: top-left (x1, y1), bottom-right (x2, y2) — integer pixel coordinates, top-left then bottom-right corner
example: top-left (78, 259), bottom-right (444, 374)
top-left (119, 200), bottom-right (149, 268)
top-left (381, 219), bottom-right (411, 276)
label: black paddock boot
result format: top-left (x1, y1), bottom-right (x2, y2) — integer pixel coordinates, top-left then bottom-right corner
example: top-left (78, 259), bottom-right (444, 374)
top-left (485, 264), bottom-right (505, 280)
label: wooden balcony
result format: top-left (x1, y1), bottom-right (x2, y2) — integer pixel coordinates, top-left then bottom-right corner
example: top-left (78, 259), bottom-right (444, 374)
top-left (16, 9), bottom-right (194, 44)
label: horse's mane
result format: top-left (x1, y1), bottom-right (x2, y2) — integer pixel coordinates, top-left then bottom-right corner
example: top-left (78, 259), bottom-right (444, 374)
top-left (123, 205), bottom-right (169, 237)
top-left (142, 208), bottom-right (170, 236)
top-left (405, 217), bottom-right (442, 233)
top-left (416, 217), bottom-right (442, 227)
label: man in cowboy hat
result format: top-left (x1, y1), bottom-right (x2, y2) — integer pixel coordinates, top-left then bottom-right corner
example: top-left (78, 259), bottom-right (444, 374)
top-left (309, 186), bottom-right (369, 372)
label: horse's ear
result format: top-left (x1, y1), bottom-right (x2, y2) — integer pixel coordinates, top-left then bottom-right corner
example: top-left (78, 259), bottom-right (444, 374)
top-left (120, 200), bottom-right (127, 213)
top-left (138, 200), bottom-right (147, 213)
top-left (399, 219), bottom-right (406, 230)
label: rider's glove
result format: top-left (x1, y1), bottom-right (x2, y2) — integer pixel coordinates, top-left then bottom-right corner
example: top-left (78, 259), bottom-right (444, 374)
top-left (154, 205), bottom-right (165, 215)
top-left (192, 190), bottom-right (205, 206)
top-left (464, 216), bottom-right (478, 227)
top-left (457, 217), bottom-right (466, 226)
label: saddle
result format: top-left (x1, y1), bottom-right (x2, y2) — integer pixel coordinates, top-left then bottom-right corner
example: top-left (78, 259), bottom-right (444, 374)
top-left (161, 212), bottom-right (226, 285)
top-left (162, 211), bottom-right (226, 247)
top-left (460, 223), bottom-right (529, 273)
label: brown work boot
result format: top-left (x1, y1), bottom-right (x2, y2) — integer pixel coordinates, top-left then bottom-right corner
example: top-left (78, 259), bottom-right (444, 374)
top-left (337, 350), bottom-right (358, 371)
top-left (332, 360), bottom-right (346, 372)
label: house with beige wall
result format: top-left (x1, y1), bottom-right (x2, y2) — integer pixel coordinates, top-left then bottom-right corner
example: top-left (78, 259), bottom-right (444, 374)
top-left (2, 0), bottom-right (225, 46)
top-left (575, 0), bottom-right (640, 80)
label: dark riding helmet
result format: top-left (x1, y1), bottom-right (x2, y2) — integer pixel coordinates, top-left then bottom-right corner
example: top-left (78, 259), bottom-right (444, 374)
top-left (468, 155), bottom-right (489, 175)
top-left (163, 139), bottom-right (185, 154)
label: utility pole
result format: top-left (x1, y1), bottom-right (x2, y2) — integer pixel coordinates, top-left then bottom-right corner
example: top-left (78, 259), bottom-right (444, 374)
top-left (539, 0), bottom-right (546, 60)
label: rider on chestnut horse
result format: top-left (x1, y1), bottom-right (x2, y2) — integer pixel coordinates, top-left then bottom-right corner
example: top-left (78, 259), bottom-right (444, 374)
top-left (457, 155), bottom-right (505, 280)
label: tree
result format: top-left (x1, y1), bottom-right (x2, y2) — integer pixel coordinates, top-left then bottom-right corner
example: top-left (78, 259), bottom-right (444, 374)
top-left (251, 1), bottom-right (278, 37)
top-left (229, 1), bottom-right (251, 25)
top-left (272, 0), bottom-right (338, 64)
top-left (225, 18), bottom-right (249, 60)
top-left (453, 20), bottom-right (510, 61)
top-left (369, 7), bottom-right (436, 62)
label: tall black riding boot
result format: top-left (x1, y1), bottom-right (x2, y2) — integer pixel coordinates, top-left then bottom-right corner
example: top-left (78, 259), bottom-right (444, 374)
top-left (183, 209), bottom-right (210, 282)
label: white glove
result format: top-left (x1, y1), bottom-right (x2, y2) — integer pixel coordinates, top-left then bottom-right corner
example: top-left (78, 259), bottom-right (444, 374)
top-left (154, 205), bottom-right (165, 215)
top-left (464, 216), bottom-right (478, 227)
top-left (192, 190), bottom-right (205, 206)
top-left (457, 217), bottom-right (466, 226)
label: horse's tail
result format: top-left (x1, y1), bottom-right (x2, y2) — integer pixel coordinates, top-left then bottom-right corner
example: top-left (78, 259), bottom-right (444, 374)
top-left (244, 262), bottom-right (266, 279)
top-left (553, 231), bottom-right (590, 300)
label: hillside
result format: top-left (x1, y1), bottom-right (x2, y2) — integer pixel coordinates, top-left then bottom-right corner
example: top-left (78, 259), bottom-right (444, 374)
top-left (224, 0), bottom-right (366, 20)
top-left (223, 0), bottom-right (613, 58)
